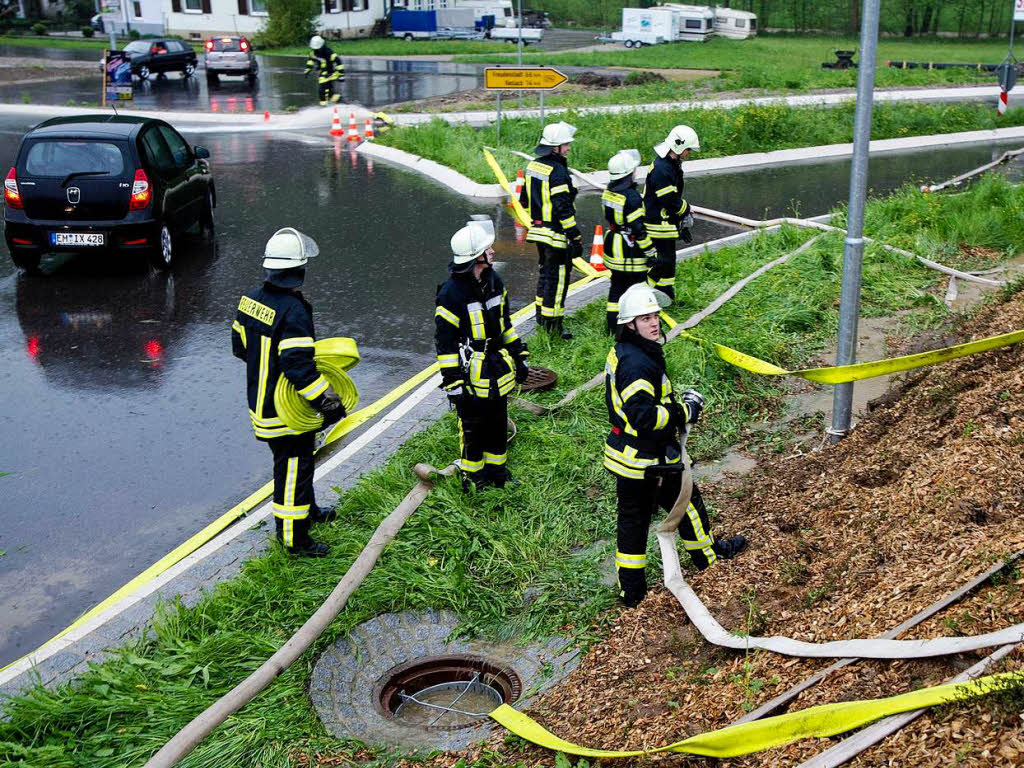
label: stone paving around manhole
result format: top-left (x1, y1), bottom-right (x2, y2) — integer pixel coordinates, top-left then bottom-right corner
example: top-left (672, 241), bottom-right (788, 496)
top-left (310, 609), bottom-right (579, 753)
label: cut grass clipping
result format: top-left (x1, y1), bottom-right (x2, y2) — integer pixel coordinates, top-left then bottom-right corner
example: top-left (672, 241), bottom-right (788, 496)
top-left (378, 101), bottom-right (1024, 184)
top-left (2, 175), bottom-right (1023, 767)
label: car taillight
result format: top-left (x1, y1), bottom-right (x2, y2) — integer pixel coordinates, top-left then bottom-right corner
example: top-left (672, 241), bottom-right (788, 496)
top-left (5, 166), bottom-right (22, 209)
top-left (129, 168), bottom-right (151, 210)
top-left (205, 39), bottom-right (214, 51)
top-left (240, 39), bottom-right (249, 51)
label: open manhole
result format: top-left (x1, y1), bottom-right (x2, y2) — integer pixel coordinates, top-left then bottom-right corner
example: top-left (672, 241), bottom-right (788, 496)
top-left (376, 655), bottom-right (521, 730)
top-left (518, 366), bottom-right (557, 393)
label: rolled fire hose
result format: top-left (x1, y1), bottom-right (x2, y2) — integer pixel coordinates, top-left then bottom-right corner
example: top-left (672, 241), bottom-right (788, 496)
top-left (274, 337), bottom-right (360, 432)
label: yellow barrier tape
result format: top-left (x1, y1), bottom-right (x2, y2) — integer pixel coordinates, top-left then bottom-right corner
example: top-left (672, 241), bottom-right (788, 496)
top-left (483, 148), bottom-right (532, 229)
top-left (677, 327), bottom-right (1024, 384)
top-left (490, 670), bottom-right (1023, 758)
top-left (659, 310), bottom-right (678, 329)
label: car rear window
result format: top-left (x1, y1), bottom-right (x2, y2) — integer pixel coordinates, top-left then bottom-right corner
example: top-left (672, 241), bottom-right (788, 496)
top-left (23, 140), bottom-right (126, 178)
top-left (209, 37), bottom-right (244, 51)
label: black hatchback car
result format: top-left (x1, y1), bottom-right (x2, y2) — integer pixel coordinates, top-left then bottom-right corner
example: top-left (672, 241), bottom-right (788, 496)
top-left (4, 115), bottom-right (215, 271)
top-left (122, 38), bottom-right (198, 80)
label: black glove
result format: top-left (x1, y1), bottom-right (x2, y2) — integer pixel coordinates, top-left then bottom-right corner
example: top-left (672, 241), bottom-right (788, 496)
top-left (568, 239), bottom-right (584, 262)
top-left (515, 358), bottom-right (530, 384)
top-left (312, 387), bottom-right (345, 428)
top-left (666, 402), bottom-right (687, 431)
top-left (680, 227), bottom-right (693, 244)
top-left (681, 389), bottom-right (705, 424)
top-left (644, 248), bottom-right (658, 268)
top-left (442, 379), bottom-right (464, 408)
top-left (564, 226), bottom-right (582, 244)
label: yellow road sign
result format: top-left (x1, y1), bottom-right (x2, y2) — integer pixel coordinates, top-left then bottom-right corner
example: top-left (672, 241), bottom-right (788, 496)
top-left (484, 67), bottom-right (568, 90)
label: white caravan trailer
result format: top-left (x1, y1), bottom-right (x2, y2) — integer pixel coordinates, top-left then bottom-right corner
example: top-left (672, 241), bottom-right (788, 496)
top-left (660, 4), bottom-right (715, 42)
top-left (713, 7), bottom-right (757, 39)
top-left (611, 7), bottom-right (677, 47)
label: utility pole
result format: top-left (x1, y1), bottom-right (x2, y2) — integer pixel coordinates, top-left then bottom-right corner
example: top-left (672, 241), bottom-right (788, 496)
top-left (828, 0), bottom-right (881, 444)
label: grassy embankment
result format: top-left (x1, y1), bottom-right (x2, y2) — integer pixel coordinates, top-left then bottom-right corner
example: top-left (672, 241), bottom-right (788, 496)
top-left (443, 35), bottom-right (1012, 110)
top-left (378, 100), bottom-right (1024, 183)
top-left (1, 176), bottom-right (1023, 767)
top-left (0, 34), bottom-right (515, 56)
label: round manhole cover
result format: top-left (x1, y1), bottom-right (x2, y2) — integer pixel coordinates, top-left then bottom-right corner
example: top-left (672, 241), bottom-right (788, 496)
top-left (518, 366), bottom-right (557, 393)
top-left (376, 655), bottom-right (521, 730)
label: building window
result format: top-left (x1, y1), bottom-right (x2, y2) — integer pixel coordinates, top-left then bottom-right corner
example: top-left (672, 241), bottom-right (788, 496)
top-left (251, 0), bottom-right (268, 14)
top-left (326, 0), bottom-right (339, 11)
top-left (133, 1), bottom-right (142, 17)
top-left (185, 0), bottom-right (203, 12)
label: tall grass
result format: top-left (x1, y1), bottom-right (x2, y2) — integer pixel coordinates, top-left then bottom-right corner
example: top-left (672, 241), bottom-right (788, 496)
top-left (378, 101), bottom-right (1024, 183)
top-left (2, 175), bottom-right (1023, 767)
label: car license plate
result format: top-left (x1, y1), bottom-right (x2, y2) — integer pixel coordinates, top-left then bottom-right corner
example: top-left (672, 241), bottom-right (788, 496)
top-left (52, 232), bottom-right (105, 247)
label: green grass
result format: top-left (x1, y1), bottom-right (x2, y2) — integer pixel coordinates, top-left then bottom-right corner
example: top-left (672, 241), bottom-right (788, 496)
top-left (459, 34), bottom-right (1011, 93)
top-left (378, 101), bottom-right (1024, 184)
top-left (2, 175), bottom-right (1023, 767)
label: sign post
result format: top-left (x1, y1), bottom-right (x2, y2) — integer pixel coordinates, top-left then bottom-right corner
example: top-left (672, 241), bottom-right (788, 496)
top-left (997, 0), bottom-right (1022, 115)
top-left (483, 66), bottom-right (568, 142)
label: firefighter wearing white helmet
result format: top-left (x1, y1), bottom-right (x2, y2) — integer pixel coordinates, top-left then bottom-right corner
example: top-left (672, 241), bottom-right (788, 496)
top-left (435, 218), bottom-right (529, 490)
top-left (519, 121), bottom-right (581, 340)
top-left (304, 34), bottom-right (344, 105)
top-left (642, 125), bottom-right (700, 303)
top-left (601, 149), bottom-right (658, 334)
top-left (604, 283), bottom-right (747, 607)
top-left (231, 228), bottom-right (344, 558)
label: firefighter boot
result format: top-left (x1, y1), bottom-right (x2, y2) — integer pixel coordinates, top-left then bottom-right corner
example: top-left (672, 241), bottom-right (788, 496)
top-left (287, 539), bottom-right (331, 557)
top-left (310, 505), bottom-right (337, 525)
top-left (550, 318), bottom-right (573, 341)
top-left (712, 535), bottom-right (748, 561)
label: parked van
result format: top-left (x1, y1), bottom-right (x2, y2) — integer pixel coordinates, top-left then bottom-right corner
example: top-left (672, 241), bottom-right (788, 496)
top-left (661, 4), bottom-right (715, 42)
top-left (713, 7), bottom-right (757, 39)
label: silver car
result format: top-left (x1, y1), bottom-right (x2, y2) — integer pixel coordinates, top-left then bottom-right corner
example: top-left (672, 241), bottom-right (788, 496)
top-left (204, 36), bottom-right (258, 85)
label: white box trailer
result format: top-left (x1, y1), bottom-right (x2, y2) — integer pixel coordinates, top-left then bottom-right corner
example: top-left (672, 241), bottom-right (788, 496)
top-left (611, 7), bottom-right (676, 48)
top-left (487, 26), bottom-right (544, 42)
top-left (713, 7), bottom-right (757, 39)
top-left (660, 4), bottom-right (715, 42)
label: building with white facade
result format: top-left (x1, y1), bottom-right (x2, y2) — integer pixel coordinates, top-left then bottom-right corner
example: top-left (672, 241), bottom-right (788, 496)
top-left (164, 0), bottom-right (387, 40)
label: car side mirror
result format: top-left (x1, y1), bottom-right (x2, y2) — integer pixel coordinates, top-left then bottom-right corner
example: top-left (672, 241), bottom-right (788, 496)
top-left (194, 146), bottom-right (210, 159)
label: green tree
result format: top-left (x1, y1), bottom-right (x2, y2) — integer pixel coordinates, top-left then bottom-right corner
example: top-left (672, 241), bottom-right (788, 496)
top-left (261, 0), bottom-right (321, 48)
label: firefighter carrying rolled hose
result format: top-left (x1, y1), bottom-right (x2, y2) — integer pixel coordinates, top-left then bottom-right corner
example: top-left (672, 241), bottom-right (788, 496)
top-left (231, 228), bottom-right (345, 557)
top-left (602, 149), bottom-right (657, 335)
top-left (435, 218), bottom-right (529, 490)
top-left (604, 283), bottom-right (747, 607)
top-left (305, 35), bottom-right (344, 106)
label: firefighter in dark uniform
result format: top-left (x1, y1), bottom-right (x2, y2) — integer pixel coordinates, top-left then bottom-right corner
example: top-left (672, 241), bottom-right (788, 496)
top-left (605, 283), bottom-right (747, 607)
top-left (435, 219), bottom-right (530, 489)
top-left (602, 149), bottom-right (657, 335)
top-left (643, 124), bottom-right (700, 303)
top-left (305, 35), bottom-right (344, 106)
top-left (231, 228), bottom-right (345, 557)
top-left (519, 121), bottom-right (581, 340)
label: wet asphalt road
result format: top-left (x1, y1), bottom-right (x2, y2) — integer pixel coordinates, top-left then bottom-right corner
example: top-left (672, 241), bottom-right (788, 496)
top-left (0, 44), bottom-right (483, 111)
top-left (1, 101), bottom-right (1022, 665)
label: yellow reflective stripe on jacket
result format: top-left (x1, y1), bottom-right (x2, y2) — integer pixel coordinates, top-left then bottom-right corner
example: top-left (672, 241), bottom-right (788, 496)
top-left (620, 378), bottom-right (655, 402)
top-left (466, 301), bottom-right (486, 340)
top-left (437, 353), bottom-right (460, 369)
top-left (435, 305), bottom-right (460, 327)
top-left (626, 207), bottom-right (645, 223)
top-left (279, 336), bottom-right (314, 351)
top-left (653, 404), bottom-right (670, 430)
top-left (526, 160), bottom-right (554, 223)
top-left (560, 215), bottom-right (577, 230)
top-left (605, 349), bottom-right (638, 437)
top-left (298, 374), bottom-right (329, 401)
top-left (502, 326), bottom-right (520, 345)
top-left (655, 184), bottom-right (678, 197)
top-left (255, 336), bottom-right (272, 419)
top-left (526, 227), bottom-right (568, 248)
top-left (678, 199), bottom-right (689, 216)
top-left (648, 222), bottom-right (679, 238)
top-left (231, 320), bottom-right (247, 349)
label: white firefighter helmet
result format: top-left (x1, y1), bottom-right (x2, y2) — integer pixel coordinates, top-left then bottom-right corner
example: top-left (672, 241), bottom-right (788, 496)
top-left (309, 35), bottom-right (325, 50)
top-left (538, 121), bottom-right (577, 147)
top-left (607, 149), bottom-right (642, 181)
top-left (263, 227), bottom-right (319, 270)
top-left (654, 124), bottom-right (700, 159)
top-left (450, 218), bottom-right (495, 265)
top-left (617, 282), bottom-right (671, 325)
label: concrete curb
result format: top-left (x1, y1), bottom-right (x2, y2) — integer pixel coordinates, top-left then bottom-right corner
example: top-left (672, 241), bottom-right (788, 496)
top-left (390, 85), bottom-right (1002, 126)
top-left (360, 126), bottom-right (1024, 201)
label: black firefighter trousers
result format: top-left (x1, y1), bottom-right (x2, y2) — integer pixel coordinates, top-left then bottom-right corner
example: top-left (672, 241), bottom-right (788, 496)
top-left (534, 243), bottom-right (572, 327)
top-left (269, 432), bottom-right (318, 550)
top-left (646, 238), bottom-right (678, 302)
top-left (456, 394), bottom-right (509, 487)
top-left (615, 473), bottom-right (717, 604)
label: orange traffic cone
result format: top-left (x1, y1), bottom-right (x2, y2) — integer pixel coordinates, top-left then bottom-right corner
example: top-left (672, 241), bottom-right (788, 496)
top-left (347, 112), bottom-right (360, 143)
top-left (512, 169), bottom-right (524, 199)
top-left (514, 222), bottom-right (525, 243)
top-left (263, 109), bottom-right (270, 122)
top-left (589, 225), bottom-right (607, 271)
top-left (329, 107), bottom-right (344, 137)
top-left (363, 118), bottom-right (375, 141)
